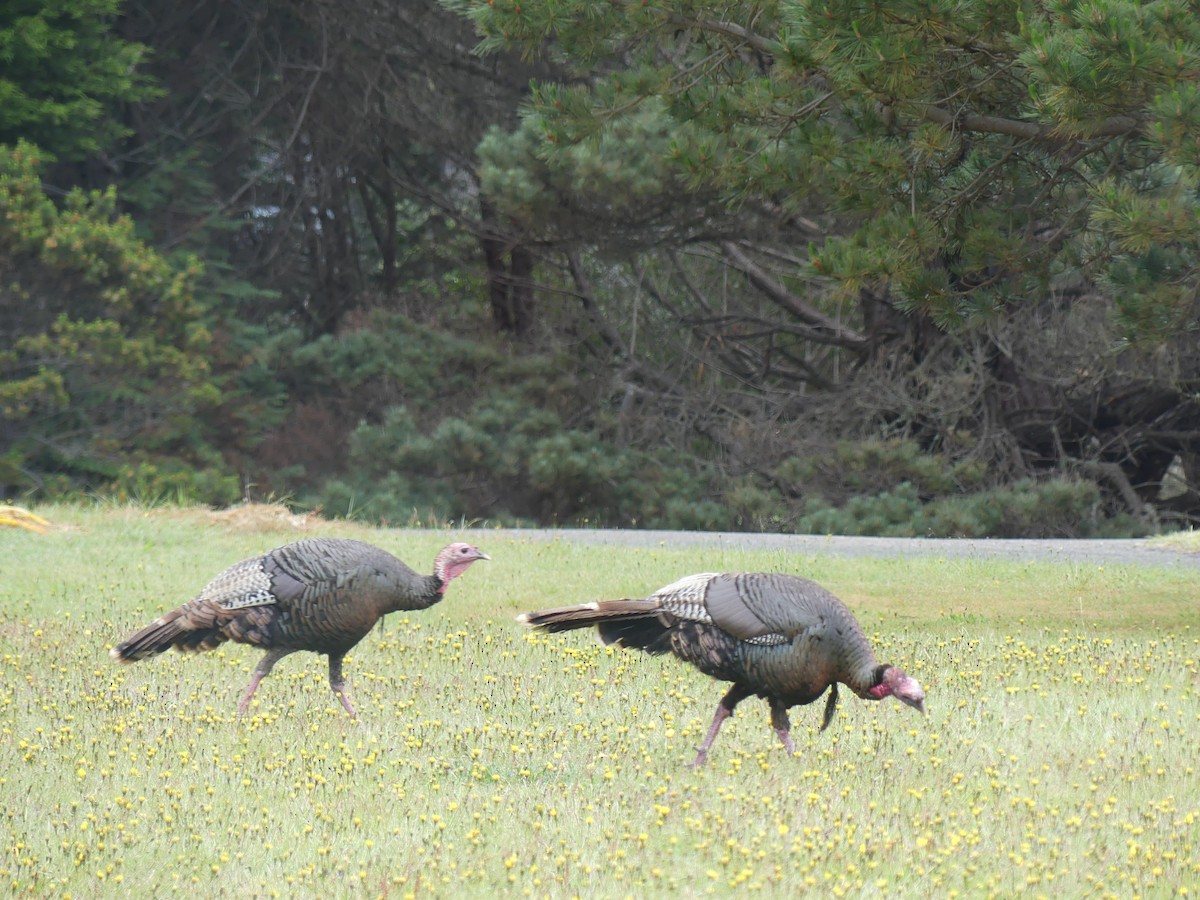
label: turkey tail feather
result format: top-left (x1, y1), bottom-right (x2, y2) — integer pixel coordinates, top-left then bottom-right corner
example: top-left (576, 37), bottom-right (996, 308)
top-left (596, 618), bottom-right (673, 654)
top-left (518, 599), bottom-right (661, 633)
top-left (110, 608), bottom-right (222, 662)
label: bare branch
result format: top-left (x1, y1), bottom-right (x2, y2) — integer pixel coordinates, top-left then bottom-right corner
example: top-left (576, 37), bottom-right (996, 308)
top-left (1075, 459), bottom-right (1156, 523)
top-left (566, 251), bottom-right (680, 395)
top-left (719, 242), bottom-right (869, 350)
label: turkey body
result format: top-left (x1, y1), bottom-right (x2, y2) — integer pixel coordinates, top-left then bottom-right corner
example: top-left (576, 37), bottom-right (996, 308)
top-left (520, 571), bottom-right (924, 765)
top-left (111, 538), bottom-right (489, 716)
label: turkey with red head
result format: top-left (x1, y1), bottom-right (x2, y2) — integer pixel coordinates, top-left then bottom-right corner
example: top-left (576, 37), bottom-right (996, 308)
top-left (519, 571), bottom-right (924, 766)
top-left (112, 538), bottom-right (489, 716)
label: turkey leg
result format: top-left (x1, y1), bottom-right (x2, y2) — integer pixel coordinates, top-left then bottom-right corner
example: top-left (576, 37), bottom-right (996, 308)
top-left (769, 699), bottom-right (797, 756)
top-left (328, 653), bottom-right (356, 717)
top-left (690, 684), bottom-right (751, 767)
top-left (238, 647), bottom-right (294, 717)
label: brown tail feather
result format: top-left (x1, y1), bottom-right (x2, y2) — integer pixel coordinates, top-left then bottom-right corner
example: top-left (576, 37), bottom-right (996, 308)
top-left (517, 599), bottom-right (661, 633)
top-left (110, 607), bottom-right (223, 662)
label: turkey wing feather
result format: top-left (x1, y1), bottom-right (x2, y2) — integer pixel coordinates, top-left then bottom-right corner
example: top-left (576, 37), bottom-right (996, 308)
top-left (702, 577), bottom-right (780, 640)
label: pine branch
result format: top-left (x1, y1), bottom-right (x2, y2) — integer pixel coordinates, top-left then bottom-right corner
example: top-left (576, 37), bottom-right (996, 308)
top-left (919, 105), bottom-right (1141, 143)
top-left (675, 14), bottom-right (1144, 146)
top-left (666, 14), bottom-right (780, 56)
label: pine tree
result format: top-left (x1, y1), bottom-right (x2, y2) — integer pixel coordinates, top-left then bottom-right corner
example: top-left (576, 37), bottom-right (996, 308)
top-left (454, 0), bottom-right (1200, 336)
top-left (447, 0), bottom-right (1200, 524)
top-left (0, 0), bottom-right (154, 159)
top-left (0, 143), bottom-right (227, 500)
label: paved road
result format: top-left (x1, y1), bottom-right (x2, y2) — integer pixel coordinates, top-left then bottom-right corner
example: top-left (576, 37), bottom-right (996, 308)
top-left (482, 528), bottom-right (1200, 570)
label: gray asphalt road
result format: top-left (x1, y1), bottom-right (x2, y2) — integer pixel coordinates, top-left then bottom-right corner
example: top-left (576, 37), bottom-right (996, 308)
top-left (480, 528), bottom-right (1200, 570)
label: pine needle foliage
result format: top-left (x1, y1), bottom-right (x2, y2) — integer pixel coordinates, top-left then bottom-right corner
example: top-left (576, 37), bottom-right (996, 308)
top-left (451, 0), bottom-right (1200, 339)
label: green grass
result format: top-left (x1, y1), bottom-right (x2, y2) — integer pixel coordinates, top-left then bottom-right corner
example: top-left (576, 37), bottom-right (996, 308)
top-left (2, 504), bottom-right (1198, 897)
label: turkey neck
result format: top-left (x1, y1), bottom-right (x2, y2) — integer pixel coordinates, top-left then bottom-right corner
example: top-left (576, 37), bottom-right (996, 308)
top-left (831, 608), bottom-right (885, 698)
top-left (386, 573), bottom-right (445, 613)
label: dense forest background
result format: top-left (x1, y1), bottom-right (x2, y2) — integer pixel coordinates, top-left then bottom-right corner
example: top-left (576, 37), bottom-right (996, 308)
top-left (2, 0), bottom-right (1198, 536)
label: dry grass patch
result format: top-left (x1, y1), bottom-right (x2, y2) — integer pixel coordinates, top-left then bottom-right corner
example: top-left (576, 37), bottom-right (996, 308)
top-left (1150, 529), bottom-right (1200, 554)
top-left (206, 502), bottom-right (323, 533)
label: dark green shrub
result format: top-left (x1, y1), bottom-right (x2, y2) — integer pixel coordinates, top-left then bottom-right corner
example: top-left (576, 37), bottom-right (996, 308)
top-left (775, 438), bottom-right (988, 503)
top-left (795, 476), bottom-right (1142, 538)
top-left (266, 314), bottom-right (1159, 538)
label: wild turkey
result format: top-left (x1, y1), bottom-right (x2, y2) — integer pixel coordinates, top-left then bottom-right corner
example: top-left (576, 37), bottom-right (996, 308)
top-left (111, 538), bottom-right (489, 716)
top-left (519, 571), bottom-right (924, 766)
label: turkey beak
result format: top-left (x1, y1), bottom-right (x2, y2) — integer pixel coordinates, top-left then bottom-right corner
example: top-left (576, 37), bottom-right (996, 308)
top-left (898, 678), bottom-right (925, 715)
top-left (475, 550), bottom-right (491, 562)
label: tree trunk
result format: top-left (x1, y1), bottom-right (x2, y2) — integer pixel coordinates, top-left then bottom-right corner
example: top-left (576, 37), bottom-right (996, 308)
top-left (479, 198), bottom-right (533, 336)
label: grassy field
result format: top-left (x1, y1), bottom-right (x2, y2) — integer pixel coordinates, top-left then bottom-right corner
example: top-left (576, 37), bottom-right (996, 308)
top-left (1, 504), bottom-right (1198, 898)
